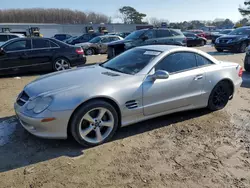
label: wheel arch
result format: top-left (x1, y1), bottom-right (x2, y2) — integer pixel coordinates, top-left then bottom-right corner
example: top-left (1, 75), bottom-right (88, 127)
top-left (214, 78), bottom-right (234, 98)
top-left (67, 97), bottom-right (122, 137)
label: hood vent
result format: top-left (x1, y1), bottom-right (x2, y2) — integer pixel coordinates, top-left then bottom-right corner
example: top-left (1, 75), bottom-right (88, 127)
top-left (125, 100), bottom-right (138, 109)
top-left (102, 72), bottom-right (120, 77)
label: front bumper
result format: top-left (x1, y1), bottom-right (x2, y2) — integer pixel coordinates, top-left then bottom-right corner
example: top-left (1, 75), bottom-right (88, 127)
top-left (214, 41), bottom-right (241, 51)
top-left (14, 103), bottom-right (72, 139)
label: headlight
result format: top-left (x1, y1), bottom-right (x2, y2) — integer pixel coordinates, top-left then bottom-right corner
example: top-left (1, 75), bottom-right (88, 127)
top-left (26, 97), bottom-right (53, 114)
top-left (124, 42), bottom-right (132, 49)
top-left (215, 38), bottom-right (220, 43)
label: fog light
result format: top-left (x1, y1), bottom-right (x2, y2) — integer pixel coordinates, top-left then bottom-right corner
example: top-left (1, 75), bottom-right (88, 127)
top-left (41, 117), bottom-right (56, 123)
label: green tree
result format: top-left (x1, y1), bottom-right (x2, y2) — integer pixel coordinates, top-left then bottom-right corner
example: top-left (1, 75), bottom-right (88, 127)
top-left (239, 1), bottom-right (250, 16)
top-left (118, 6), bottom-right (146, 24)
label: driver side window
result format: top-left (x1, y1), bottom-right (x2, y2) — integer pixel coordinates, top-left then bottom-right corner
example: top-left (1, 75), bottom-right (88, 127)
top-left (155, 52), bottom-right (197, 74)
top-left (144, 30), bottom-right (156, 39)
top-left (4, 40), bottom-right (31, 52)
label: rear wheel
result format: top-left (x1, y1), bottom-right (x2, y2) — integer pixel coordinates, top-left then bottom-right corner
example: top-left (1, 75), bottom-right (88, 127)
top-left (53, 58), bottom-right (70, 71)
top-left (216, 48), bottom-right (223, 52)
top-left (70, 100), bottom-right (119, 147)
top-left (208, 81), bottom-right (231, 111)
top-left (85, 48), bottom-right (94, 56)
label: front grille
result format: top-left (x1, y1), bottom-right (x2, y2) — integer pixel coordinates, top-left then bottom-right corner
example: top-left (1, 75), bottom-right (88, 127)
top-left (16, 91), bottom-right (29, 106)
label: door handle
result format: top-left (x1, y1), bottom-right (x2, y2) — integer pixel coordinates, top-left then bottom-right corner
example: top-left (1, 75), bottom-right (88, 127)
top-left (194, 75), bottom-right (203, 80)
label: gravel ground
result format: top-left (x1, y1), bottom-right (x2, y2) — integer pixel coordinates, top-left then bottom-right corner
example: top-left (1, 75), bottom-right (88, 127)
top-left (0, 46), bottom-right (250, 188)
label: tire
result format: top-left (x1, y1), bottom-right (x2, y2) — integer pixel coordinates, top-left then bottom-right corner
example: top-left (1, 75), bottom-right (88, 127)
top-left (238, 42), bottom-right (247, 53)
top-left (70, 100), bottom-right (119, 147)
top-left (244, 56), bottom-right (250, 72)
top-left (208, 81), bottom-right (231, 111)
top-left (216, 48), bottom-right (223, 52)
top-left (200, 40), bottom-right (205, 46)
top-left (53, 57), bottom-right (70, 71)
top-left (85, 48), bottom-right (94, 56)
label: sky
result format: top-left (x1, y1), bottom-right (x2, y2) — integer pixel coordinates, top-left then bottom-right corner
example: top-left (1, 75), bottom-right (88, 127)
top-left (0, 0), bottom-right (245, 22)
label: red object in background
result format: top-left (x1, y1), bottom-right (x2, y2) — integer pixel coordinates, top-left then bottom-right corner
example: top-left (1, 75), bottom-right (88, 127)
top-left (187, 30), bottom-right (207, 38)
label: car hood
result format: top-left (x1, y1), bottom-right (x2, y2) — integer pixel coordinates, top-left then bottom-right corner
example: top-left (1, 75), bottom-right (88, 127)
top-left (24, 65), bottom-right (129, 97)
top-left (218, 35), bottom-right (248, 39)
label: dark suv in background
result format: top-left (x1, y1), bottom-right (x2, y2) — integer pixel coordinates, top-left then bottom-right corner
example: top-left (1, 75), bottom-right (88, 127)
top-left (214, 27), bottom-right (250, 53)
top-left (107, 28), bottom-right (186, 59)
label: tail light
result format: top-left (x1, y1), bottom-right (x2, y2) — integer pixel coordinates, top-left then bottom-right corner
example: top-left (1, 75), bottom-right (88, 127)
top-left (76, 48), bottom-right (84, 55)
top-left (238, 67), bottom-right (243, 77)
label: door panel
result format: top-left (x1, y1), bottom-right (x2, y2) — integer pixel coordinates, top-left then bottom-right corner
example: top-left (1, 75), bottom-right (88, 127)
top-left (143, 68), bottom-right (205, 116)
top-left (25, 49), bottom-right (53, 71)
top-left (0, 51), bottom-right (27, 74)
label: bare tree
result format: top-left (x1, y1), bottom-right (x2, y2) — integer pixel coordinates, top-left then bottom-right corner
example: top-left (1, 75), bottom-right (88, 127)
top-left (149, 17), bottom-right (169, 27)
top-left (0, 8), bottom-right (110, 24)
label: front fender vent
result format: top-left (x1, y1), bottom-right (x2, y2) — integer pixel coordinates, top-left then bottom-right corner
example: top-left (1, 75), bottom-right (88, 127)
top-left (125, 100), bottom-right (138, 109)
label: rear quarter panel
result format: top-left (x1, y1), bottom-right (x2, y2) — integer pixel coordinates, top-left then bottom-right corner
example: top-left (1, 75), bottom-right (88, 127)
top-left (201, 63), bottom-right (242, 102)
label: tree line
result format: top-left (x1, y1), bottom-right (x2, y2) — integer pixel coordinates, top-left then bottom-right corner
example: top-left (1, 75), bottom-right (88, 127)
top-left (0, 8), bottom-right (111, 24)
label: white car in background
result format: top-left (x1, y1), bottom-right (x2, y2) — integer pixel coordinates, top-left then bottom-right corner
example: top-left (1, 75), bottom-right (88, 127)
top-left (0, 33), bottom-right (25, 46)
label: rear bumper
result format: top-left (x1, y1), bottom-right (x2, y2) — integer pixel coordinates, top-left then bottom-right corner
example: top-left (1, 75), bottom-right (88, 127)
top-left (70, 55), bottom-right (87, 67)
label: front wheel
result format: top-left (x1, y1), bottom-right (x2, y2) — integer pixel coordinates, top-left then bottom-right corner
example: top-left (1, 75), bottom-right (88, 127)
top-left (70, 100), bottom-right (119, 147)
top-left (244, 56), bottom-right (250, 72)
top-left (216, 48), bottom-right (223, 52)
top-left (238, 42), bottom-right (247, 53)
top-left (208, 81), bottom-right (231, 111)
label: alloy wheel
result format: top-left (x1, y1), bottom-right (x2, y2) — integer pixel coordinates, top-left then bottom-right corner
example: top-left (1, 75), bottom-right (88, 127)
top-left (85, 48), bottom-right (94, 56)
top-left (55, 59), bottom-right (70, 71)
top-left (212, 85), bottom-right (227, 108)
top-left (78, 107), bottom-right (115, 144)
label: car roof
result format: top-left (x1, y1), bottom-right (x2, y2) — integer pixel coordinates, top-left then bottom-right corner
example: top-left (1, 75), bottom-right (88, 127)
top-left (100, 35), bottom-right (121, 38)
top-left (137, 45), bottom-right (188, 52)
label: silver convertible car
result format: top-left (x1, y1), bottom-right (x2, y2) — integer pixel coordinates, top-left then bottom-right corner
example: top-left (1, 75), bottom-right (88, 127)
top-left (15, 45), bottom-right (243, 146)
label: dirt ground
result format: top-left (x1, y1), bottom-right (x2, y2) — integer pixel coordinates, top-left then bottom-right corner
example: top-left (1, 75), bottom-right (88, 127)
top-left (1, 46), bottom-right (250, 188)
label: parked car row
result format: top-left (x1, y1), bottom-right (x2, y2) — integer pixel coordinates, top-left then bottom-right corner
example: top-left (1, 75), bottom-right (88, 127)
top-left (76, 35), bottom-right (123, 55)
top-left (0, 37), bottom-right (86, 75)
top-left (107, 28), bottom-right (187, 59)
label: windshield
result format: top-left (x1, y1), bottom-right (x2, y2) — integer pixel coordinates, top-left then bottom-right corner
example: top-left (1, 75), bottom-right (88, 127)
top-left (125, 30), bottom-right (146, 40)
top-left (220, 30), bottom-right (232, 34)
top-left (101, 48), bottom-right (161, 75)
top-left (229, 28), bottom-right (250, 36)
top-left (89, 36), bottom-right (101, 43)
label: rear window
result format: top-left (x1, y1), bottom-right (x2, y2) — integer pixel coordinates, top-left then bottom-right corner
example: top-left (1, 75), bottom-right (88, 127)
top-left (0, 35), bottom-right (8, 42)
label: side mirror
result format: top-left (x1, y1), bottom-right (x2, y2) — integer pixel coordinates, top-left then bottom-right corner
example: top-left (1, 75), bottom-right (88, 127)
top-left (150, 70), bottom-right (169, 80)
top-left (0, 48), bottom-right (5, 55)
top-left (141, 35), bottom-right (149, 41)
